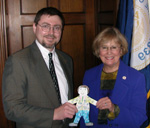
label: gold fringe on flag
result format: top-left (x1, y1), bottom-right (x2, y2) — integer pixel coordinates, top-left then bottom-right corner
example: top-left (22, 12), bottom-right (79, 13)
top-left (147, 90), bottom-right (150, 99)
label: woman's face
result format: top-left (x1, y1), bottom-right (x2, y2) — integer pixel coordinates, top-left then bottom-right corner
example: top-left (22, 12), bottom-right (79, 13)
top-left (99, 40), bottom-right (122, 72)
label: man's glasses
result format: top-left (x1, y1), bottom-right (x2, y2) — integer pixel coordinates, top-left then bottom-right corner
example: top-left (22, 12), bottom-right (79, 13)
top-left (37, 24), bottom-right (62, 33)
top-left (100, 46), bottom-right (121, 52)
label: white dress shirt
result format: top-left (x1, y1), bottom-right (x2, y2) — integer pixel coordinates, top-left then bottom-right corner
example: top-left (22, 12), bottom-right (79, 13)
top-left (36, 40), bottom-right (68, 104)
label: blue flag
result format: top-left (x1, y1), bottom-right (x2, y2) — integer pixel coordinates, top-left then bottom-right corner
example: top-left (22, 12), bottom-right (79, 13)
top-left (116, 0), bottom-right (133, 66)
top-left (116, 0), bottom-right (150, 127)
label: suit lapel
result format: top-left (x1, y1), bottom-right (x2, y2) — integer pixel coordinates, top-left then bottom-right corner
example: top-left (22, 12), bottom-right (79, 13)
top-left (110, 60), bottom-right (129, 104)
top-left (30, 42), bottom-right (60, 106)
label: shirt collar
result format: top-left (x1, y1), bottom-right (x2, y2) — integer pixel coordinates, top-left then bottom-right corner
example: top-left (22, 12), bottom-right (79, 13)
top-left (35, 40), bottom-right (56, 60)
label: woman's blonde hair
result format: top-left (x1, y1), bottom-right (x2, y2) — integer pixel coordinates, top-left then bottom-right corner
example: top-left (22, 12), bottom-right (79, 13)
top-left (92, 27), bottom-right (128, 58)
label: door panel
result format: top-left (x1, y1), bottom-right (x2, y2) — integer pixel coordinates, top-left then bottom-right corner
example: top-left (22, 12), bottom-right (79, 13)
top-left (61, 25), bottom-right (85, 93)
top-left (22, 26), bottom-right (36, 48)
top-left (21, 0), bottom-right (47, 14)
top-left (60, 0), bottom-right (84, 12)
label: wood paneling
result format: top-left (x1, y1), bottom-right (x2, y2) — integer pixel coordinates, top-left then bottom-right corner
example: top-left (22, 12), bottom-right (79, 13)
top-left (98, 0), bottom-right (119, 31)
top-left (0, 0), bottom-right (16, 127)
top-left (61, 25), bottom-right (84, 94)
top-left (22, 26), bottom-right (36, 48)
top-left (60, 0), bottom-right (84, 12)
top-left (63, 13), bottom-right (85, 24)
top-left (21, 0), bottom-right (47, 14)
top-left (7, 0), bottom-right (40, 55)
top-left (98, 12), bottom-right (114, 24)
top-left (100, 0), bottom-right (115, 11)
top-left (85, 0), bottom-right (97, 69)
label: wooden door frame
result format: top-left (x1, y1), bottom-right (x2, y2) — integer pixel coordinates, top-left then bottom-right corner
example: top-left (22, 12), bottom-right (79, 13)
top-left (0, 0), bottom-right (7, 72)
top-left (0, 0), bottom-right (14, 128)
top-left (0, 0), bottom-right (7, 97)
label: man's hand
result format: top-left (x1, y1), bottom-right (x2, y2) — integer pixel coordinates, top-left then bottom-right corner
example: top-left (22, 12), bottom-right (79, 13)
top-left (53, 102), bottom-right (78, 120)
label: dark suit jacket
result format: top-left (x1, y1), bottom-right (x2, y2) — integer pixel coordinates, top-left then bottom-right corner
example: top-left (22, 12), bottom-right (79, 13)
top-left (80, 60), bottom-right (147, 128)
top-left (2, 42), bottom-right (74, 128)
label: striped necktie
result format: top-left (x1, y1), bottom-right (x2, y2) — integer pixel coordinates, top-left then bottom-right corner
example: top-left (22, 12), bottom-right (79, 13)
top-left (49, 53), bottom-right (61, 104)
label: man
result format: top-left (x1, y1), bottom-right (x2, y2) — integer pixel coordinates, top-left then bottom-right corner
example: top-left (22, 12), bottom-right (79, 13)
top-left (2, 7), bottom-right (77, 128)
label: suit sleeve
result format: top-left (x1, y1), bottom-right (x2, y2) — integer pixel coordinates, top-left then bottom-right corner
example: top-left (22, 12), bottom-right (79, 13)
top-left (2, 56), bottom-right (55, 128)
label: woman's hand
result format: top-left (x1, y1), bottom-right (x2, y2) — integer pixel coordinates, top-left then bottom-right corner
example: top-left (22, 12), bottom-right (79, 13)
top-left (96, 97), bottom-right (115, 112)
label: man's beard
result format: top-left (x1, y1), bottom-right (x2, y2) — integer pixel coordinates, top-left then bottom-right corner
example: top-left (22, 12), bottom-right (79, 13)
top-left (42, 41), bottom-right (56, 49)
top-left (42, 34), bottom-right (58, 50)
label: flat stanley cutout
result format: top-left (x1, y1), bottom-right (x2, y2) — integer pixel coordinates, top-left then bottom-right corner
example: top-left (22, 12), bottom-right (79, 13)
top-left (68, 85), bottom-right (97, 127)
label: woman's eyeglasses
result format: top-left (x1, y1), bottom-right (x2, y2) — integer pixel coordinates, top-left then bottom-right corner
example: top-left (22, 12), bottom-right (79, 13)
top-left (100, 46), bottom-right (121, 52)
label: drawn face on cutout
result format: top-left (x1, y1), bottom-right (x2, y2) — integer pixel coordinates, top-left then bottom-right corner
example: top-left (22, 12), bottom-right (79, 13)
top-left (78, 87), bottom-right (88, 96)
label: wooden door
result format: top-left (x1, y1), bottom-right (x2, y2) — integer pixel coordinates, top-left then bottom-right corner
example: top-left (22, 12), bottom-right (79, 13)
top-left (0, 0), bottom-right (97, 127)
top-left (97, 0), bottom-right (119, 31)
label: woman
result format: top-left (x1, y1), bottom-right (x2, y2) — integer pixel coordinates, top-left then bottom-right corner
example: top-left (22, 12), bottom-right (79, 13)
top-left (80, 27), bottom-right (147, 128)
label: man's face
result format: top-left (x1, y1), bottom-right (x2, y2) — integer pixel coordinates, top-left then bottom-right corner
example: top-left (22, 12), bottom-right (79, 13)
top-left (33, 15), bottom-right (62, 51)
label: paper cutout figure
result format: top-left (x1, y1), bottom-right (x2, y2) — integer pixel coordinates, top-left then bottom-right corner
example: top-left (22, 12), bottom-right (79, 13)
top-left (68, 85), bottom-right (97, 127)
